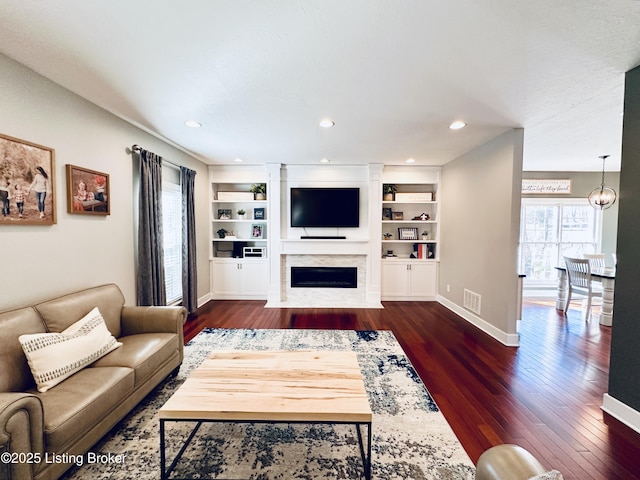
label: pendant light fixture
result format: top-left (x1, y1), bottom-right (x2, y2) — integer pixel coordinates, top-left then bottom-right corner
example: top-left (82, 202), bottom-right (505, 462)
top-left (588, 155), bottom-right (617, 210)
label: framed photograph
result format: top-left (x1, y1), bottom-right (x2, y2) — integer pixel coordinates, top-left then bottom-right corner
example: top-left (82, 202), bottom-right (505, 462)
top-left (217, 209), bottom-right (232, 219)
top-left (0, 133), bottom-right (56, 225)
top-left (66, 165), bottom-right (110, 215)
top-left (251, 223), bottom-right (265, 239)
top-left (398, 227), bottom-right (418, 240)
top-left (392, 211), bottom-right (404, 220)
top-left (382, 207), bottom-right (392, 220)
top-left (253, 207), bottom-right (265, 220)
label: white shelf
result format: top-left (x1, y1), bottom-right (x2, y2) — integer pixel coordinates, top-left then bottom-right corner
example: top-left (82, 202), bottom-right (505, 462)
top-left (381, 220), bottom-right (437, 224)
top-left (212, 199), bottom-right (267, 204)
top-left (214, 219), bottom-right (267, 223)
top-left (382, 240), bottom-right (436, 243)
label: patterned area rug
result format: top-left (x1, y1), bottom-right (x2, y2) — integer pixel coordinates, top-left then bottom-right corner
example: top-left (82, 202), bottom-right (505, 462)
top-left (63, 329), bottom-right (475, 479)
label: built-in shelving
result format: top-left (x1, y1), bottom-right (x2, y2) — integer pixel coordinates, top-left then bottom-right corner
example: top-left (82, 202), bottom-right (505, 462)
top-left (209, 167), bottom-right (270, 300)
top-left (380, 167), bottom-right (440, 301)
top-left (380, 182), bottom-right (439, 260)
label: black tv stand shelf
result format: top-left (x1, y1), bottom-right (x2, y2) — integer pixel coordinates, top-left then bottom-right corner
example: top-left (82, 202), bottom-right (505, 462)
top-left (300, 235), bottom-right (347, 240)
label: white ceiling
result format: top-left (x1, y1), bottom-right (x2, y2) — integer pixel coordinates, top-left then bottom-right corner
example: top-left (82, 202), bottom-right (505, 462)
top-left (2, 1), bottom-right (640, 171)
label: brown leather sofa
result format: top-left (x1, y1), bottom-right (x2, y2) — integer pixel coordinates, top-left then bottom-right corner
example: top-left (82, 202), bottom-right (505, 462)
top-left (0, 284), bottom-right (187, 480)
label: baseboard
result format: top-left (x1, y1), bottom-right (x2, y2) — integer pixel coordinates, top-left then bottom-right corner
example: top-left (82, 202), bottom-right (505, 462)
top-left (437, 295), bottom-right (520, 347)
top-left (198, 292), bottom-right (213, 308)
top-left (602, 394), bottom-right (640, 434)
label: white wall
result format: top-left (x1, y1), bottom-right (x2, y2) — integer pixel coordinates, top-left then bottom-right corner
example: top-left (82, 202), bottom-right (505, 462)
top-left (0, 53), bottom-right (210, 310)
top-left (439, 129), bottom-right (524, 344)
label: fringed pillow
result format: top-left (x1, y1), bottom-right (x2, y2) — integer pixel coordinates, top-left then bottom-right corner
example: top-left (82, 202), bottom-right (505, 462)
top-left (19, 307), bottom-right (121, 392)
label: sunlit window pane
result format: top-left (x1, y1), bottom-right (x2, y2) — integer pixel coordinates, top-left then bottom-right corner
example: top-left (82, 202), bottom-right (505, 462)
top-left (162, 182), bottom-right (182, 304)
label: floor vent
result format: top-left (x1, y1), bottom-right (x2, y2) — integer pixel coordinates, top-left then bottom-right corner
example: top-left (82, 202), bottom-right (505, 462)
top-left (463, 289), bottom-right (482, 315)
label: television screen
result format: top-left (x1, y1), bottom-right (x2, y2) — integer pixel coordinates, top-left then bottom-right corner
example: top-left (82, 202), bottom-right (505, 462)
top-left (290, 188), bottom-right (360, 228)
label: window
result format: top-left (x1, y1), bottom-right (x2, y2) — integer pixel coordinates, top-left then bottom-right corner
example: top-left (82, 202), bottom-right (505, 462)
top-left (519, 199), bottom-right (601, 287)
top-left (162, 182), bottom-right (182, 304)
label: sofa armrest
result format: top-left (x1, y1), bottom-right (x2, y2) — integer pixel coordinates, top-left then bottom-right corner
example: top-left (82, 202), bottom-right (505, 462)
top-left (120, 305), bottom-right (187, 337)
top-left (475, 444), bottom-right (548, 480)
top-left (0, 393), bottom-right (44, 480)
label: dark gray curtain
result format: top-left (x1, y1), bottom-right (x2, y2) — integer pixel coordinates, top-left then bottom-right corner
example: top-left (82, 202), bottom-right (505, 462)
top-left (137, 149), bottom-right (166, 306)
top-left (180, 166), bottom-right (198, 313)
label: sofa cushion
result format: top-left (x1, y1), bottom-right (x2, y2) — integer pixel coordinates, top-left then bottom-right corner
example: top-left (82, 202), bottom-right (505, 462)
top-left (31, 366), bottom-right (134, 453)
top-left (19, 307), bottom-right (122, 392)
top-left (35, 284), bottom-right (125, 337)
top-left (0, 307), bottom-right (46, 392)
top-left (91, 333), bottom-right (179, 386)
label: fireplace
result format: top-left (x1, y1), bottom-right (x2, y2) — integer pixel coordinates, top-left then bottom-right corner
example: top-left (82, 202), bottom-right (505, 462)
top-left (291, 267), bottom-right (357, 288)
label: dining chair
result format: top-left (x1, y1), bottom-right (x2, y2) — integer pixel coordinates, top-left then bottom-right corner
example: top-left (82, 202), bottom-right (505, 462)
top-left (563, 256), bottom-right (603, 320)
top-left (583, 253), bottom-right (606, 270)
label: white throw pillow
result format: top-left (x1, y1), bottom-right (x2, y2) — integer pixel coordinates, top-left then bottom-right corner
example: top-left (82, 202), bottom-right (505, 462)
top-left (19, 307), bottom-right (122, 392)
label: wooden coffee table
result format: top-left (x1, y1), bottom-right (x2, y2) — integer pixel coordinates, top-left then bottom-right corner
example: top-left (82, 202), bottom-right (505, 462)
top-left (159, 350), bottom-right (373, 479)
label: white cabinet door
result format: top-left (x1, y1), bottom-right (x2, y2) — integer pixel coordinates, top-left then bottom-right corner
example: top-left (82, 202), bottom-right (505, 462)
top-left (381, 262), bottom-right (410, 297)
top-left (239, 261), bottom-right (268, 297)
top-left (381, 261), bottom-right (437, 300)
top-left (211, 261), bottom-right (242, 297)
top-left (408, 262), bottom-right (437, 297)
top-left (211, 259), bottom-right (267, 299)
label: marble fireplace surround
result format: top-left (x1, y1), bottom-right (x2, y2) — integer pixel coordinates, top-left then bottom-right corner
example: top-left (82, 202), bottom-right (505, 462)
top-left (281, 254), bottom-right (366, 307)
top-left (267, 239), bottom-right (380, 308)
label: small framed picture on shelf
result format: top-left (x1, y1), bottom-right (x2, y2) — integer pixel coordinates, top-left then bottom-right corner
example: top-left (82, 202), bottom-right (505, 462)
top-left (392, 211), bottom-right (404, 220)
top-left (382, 207), bottom-right (392, 220)
top-left (398, 227), bottom-right (418, 240)
top-left (217, 209), bottom-right (231, 219)
top-left (251, 223), bottom-right (265, 238)
top-left (253, 207), bottom-right (265, 220)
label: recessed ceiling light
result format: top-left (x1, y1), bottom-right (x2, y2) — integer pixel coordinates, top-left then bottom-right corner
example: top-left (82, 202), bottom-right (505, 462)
top-left (184, 120), bottom-right (202, 128)
top-left (320, 158), bottom-right (330, 163)
top-left (234, 158), bottom-right (243, 163)
top-left (449, 120), bottom-right (467, 130)
top-left (406, 158), bottom-right (416, 164)
top-left (319, 119), bottom-right (335, 128)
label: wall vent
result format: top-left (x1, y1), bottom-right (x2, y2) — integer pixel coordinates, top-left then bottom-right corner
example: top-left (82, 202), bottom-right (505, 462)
top-left (463, 289), bottom-right (482, 315)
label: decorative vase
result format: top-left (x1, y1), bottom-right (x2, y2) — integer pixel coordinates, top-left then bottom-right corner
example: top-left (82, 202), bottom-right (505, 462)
top-left (383, 193), bottom-right (394, 201)
top-left (255, 193), bottom-right (266, 201)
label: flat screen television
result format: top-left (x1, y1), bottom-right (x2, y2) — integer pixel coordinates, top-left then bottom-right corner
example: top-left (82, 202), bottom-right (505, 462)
top-left (290, 187), bottom-right (360, 228)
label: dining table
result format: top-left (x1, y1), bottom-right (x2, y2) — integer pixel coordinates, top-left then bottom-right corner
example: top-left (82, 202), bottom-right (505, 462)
top-left (555, 265), bottom-right (615, 326)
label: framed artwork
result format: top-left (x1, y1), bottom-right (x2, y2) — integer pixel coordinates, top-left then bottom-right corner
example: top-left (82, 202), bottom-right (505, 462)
top-left (0, 133), bottom-right (56, 225)
top-left (251, 223), bottom-right (264, 238)
top-left (392, 211), bottom-right (404, 220)
top-left (66, 165), bottom-right (110, 215)
top-left (217, 209), bottom-right (232, 219)
top-left (382, 207), bottom-right (392, 220)
top-left (253, 207), bottom-right (265, 220)
top-left (398, 227), bottom-right (418, 240)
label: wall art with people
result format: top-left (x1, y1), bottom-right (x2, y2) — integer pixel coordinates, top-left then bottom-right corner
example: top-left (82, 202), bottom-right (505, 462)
top-left (0, 133), bottom-right (56, 225)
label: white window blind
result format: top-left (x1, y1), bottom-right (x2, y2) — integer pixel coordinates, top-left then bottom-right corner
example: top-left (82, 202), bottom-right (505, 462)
top-left (162, 182), bottom-right (182, 304)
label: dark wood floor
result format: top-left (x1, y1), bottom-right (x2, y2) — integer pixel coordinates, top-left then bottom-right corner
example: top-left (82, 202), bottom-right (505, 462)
top-left (183, 298), bottom-right (640, 480)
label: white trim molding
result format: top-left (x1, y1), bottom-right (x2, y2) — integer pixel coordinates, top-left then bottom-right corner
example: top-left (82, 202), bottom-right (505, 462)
top-left (602, 394), bottom-right (640, 434)
top-left (437, 296), bottom-right (520, 347)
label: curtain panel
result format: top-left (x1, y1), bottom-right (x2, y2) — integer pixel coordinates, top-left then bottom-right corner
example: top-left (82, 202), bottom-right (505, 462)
top-left (137, 149), bottom-right (167, 306)
top-left (180, 166), bottom-right (198, 312)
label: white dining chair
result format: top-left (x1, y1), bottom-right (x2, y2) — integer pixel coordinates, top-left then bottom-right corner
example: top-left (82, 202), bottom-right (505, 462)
top-left (563, 256), bottom-right (603, 320)
top-left (583, 253), bottom-right (606, 270)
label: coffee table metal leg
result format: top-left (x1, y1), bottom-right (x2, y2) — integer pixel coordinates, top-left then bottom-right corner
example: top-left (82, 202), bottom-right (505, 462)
top-left (356, 422), bottom-right (372, 480)
top-left (160, 420), bottom-right (203, 479)
top-left (160, 420), bottom-right (166, 480)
